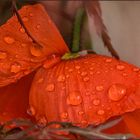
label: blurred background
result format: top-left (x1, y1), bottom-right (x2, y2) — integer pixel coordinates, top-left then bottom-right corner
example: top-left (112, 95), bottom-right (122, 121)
top-left (0, 0), bottom-right (140, 66)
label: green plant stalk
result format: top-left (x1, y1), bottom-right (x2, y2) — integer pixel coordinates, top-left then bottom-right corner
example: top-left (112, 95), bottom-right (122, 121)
top-left (71, 8), bottom-right (85, 53)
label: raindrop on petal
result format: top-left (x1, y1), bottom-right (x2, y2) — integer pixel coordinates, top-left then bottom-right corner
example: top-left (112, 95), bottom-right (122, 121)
top-left (78, 111), bottom-right (84, 115)
top-left (133, 68), bottom-right (139, 72)
top-left (97, 110), bottom-right (105, 115)
top-left (21, 43), bottom-right (27, 47)
top-left (4, 36), bottom-right (15, 44)
top-left (29, 13), bottom-right (33, 17)
top-left (105, 58), bottom-right (112, 63)
top-left (19, 27), bottom-right (25, 33)
top-left (30, 46), bottom-right (42, 57)
top-left (81, 72), bottom-right (87, 76)
top-left (36, 24), bottom-right (41, 29)
top-left (61, 112), bottom-right (68, 119)
top-left (46, 84), bottom-right (55, 92)
top-left (85, 92), bottom-right (90, 96)
top-left (83, 77), bottom-right (89, 82)
top-left (90, 67), bottom-right (94, 70)
top-left (95, 86), bottom-right (104, 91)
top-left (68, 69), bottom-right (73, 72)
top-left (27, 106), bottom-right (36, 116)
top-left (90, 72), bottom-right (93, 75)
top-left (81, 120), bottom-right (88, 126)
top-left (10, 63), bottom-right (21, 73)
top-left (38, 117), bottom-right (47, 127)
top-left (108, 84), bottom-right (127, 101)
top-left (116, 65), bottom-right (125, 70)
top-left (37, 78), bottom-right (44, 83)
top-left (122, 73), bottom-right (127, 77)
top-left (57, 75), bottom-right (65, 82)
top-left (66, 75), bottom-right (70, 78)
top-left (0, 51), bottom-right (7, 59)
top-left (67, 92), bottom-right (82, 106)
top-left (22, 17), bottom-right (29, 22)
top-left (75, 65), bottom-right (80, 69)
top-left (93, 99), bottom-right (100, 106)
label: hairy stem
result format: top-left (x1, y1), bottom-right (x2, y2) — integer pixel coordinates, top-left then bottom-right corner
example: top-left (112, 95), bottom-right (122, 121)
top-left (71, 8), bottom-right (85, 53)
top-left (12, 0), bottom-right (42, 48)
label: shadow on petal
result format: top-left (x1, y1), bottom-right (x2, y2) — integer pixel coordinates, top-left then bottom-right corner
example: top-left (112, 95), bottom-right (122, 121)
top-left (123, 109), bottom-right (140, 137)
top-left (0, 72), bottom-right (35, 123)
top-left (102, 117), bottom-right (130, 134)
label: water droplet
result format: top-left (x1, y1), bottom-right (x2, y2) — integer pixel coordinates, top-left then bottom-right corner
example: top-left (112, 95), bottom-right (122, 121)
top-left (81, 72), bottom-right (87, 76)
top-left (19, 27), bottom-right (25, 33)
top-left (81, 120), bottom-right (88, 125)
top-left (84, 61), bottom-right (88, 64)
top-left (46, 84), bottom-right (55, 92)
top-left (36, 24), bottom-right (41, 29)
top-left (22, 17), bottom-right (29, 22)
top-left (122, 73), bottom-right (127, 77)
top-left (116, 65), bottom-right (125, 70)
top-left (66, 75), bottom-right (70, 78)
top-left (10, 63), bottom-right (21, 73)
top-left (96, 71), bottom-right (101, 74)
top-left (78, 71), bottom-right (81, 74)
top-left (37, 78), bottom-right (44, 83)
top-left (67, 92), bottom-right (82, 106)
top-left (62, 86), bottom-right (66, 90)
top-left (78, 111), bottom-right (84, 115)
top-left (90, 67), bottom-right (94, 70)
top-left (88, 106), bottom-right (92, 109)
top-left (27, 106), bottom-right (35, 116)
top-left (97, 110), bottom-right (105, 115)
top-left (85, 92), bottom-right (90, 96)
top-left (91, 62), bottom-right (95, 65)
top-left (57, 75), bottom-right (65, 82)
top-left (38, 117), bottom-right (47, 127)
top-left (0, 51), bottom-right (7, 59)
top-left (90, 72), bottom-right (93, 75)
top-left (60, 112), bottom-right (68, 119)
top-left (105, 58), bottom-right (112, 63)
top-left (21, 43), bottom-right (27, 47)
top-left (83, 77), bottom-right (89, 82)
top-left (133, 68), bottom-right (139, 72)
top-left (65, 67), bottom-right (68, 70)
top-left (4, 36), bottom-right (15, 44)
top-left (30, 46), bottom-right (42, 57)
top-left (15, 55), bottom-right (18, 58)
top-left (68, 69), bottom-right (73, 72)
top-left (95, 86), bottom-right (104, 91)
top-left (93, 99), bottom-right (100, 106)
top-left (108, 84), bottom-right (127, 101)
top-left (29, 13), bottom-right (33, 17)
top-left (75, 65), bottom-right (80, 69)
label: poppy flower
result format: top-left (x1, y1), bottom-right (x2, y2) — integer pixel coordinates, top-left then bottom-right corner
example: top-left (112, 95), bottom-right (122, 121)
top-left (0, 3), bottom-right (140, 139)
top-left (29, 53), bottom-right (140, 136)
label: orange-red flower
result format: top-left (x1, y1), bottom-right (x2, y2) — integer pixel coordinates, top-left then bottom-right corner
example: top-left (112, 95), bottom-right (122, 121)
top-left (0, 3), bottom-right (140, 138)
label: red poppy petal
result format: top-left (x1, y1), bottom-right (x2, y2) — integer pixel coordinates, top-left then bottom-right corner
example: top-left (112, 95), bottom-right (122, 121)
top-left (29, 54), bottom-right (140, 126)
top-left (123, 109), bottom-right (140, 137)
top-left (103, 117), bottom-right (130, 134)
top-left (0, 4), bottom-right (69, 87)
top-left (0, 72), bottom-right (34, 123)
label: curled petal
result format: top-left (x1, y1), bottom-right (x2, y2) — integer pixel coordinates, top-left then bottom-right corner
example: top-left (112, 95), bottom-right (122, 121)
top-left (0, 4), bottom-right (69, 87)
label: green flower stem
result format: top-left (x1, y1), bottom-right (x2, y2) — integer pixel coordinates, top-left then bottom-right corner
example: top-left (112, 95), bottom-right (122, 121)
top-left (71, 8), bottom-right (85, 53)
